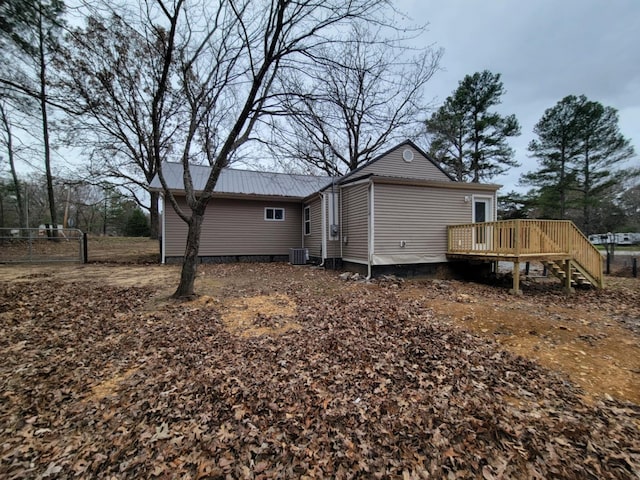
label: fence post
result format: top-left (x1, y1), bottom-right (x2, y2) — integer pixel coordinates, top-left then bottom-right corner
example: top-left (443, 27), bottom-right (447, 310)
top-left (83, 232), bottom-right (88, 264)
top-left (633, 257), bottom-right (637, 278)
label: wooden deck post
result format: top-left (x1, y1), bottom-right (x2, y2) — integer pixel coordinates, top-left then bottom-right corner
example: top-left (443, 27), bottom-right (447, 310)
top-left (564, 259), bottom-right (575, 294)
top-left (510, 261), bottom-right (522, 295)
top-left (513, 220), bottom-right (521, 256)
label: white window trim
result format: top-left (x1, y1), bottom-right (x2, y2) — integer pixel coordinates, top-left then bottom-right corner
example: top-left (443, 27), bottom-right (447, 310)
top-left (303, 206), bottom-right (311, 235)
top-left (264, 207), bottom-right (285, 221)
top-left (472, 195), bottom-right (494, 223)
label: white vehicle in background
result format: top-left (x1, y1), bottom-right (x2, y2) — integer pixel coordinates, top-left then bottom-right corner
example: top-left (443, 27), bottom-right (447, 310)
top-left (589, 232), bottom-right (640, 246)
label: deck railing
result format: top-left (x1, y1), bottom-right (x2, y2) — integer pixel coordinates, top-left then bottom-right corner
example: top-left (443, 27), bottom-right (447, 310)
top-left (447, 219), bottom-right (603, 287)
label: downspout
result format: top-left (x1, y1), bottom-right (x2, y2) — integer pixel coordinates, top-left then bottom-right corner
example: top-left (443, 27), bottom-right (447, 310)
top-left (160, 193), bottom-right (166, 264)
top-left (339, 183), bottom-right (343, 259)
top-left (366, 179), bottom-right (374, 280)
top-left (331, 174), bottom-right (340, 264)
top-left (320, 192), bottom-right (326, 266)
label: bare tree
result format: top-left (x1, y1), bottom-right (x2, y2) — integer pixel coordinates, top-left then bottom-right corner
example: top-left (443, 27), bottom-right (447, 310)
top-left (130, 0), bottom-right (394, 298)
top-left (55, 13), bottom-right (181, 239)
top-left (267, 24), bottom-right (442, 175)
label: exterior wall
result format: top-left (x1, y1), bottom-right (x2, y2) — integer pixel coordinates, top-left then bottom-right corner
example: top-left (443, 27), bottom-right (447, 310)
top-left (372, 183), bottom-right (494, 265)
top-left (164, 196), bottom-right (303, 258)
top-left (302, 197), bottom-right (322, 258)
top-left (324, 191), bottom-right (341, 259)
top-left (356, 144), bottom-right (451, 182)
top-left (340, 182), bottom-right (369, 263)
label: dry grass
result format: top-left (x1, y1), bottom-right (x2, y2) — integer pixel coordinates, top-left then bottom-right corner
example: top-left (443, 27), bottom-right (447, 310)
top-left (87, 235), bottom-right (159, 263)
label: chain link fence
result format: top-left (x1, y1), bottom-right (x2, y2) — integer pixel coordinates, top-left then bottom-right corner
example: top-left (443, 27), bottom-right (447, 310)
top-left (0, 228), bottom-right (86, 264)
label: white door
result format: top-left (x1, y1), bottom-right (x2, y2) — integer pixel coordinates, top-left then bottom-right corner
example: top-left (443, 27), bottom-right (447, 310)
top-left (473, 197), bottom-right (493, 250)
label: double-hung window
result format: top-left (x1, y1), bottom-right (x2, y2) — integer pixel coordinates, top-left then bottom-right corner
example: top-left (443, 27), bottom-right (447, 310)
top-left (303, 206), bottom-right (311, 235)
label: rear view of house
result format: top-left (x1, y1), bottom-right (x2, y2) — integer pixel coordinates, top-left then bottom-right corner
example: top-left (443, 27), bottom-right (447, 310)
top-left (150, 166), bottom-right (331, 263)
top-left (150, 141), bottom-right (500, 276)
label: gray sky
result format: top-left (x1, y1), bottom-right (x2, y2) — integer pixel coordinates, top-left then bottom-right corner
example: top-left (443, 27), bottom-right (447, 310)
top-left (5, 1), bottom-right (638, 196)
top-left (399, 0), bottom-right (640, 192)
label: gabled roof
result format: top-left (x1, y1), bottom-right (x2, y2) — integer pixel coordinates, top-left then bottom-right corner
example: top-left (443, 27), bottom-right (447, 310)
top-left (336, 139), bottom-right (455, 185)
top-left (149, 162), bottom-right (332, 199)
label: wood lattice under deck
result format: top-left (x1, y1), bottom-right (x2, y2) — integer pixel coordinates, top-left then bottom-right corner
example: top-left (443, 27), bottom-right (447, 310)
top-left (447, 219), bottom-right (604, 294)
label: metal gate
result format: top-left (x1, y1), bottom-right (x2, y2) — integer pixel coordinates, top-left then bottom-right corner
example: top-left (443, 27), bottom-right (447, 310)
top-left (0, 228), bottom-right (86, 263)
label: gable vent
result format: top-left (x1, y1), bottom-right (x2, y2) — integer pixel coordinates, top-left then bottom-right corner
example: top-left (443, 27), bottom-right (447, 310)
top-left (402, 149), bottom-right (414, 162)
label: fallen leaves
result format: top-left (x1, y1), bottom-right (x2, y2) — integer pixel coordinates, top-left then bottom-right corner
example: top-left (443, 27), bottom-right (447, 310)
top-left (0, 264), bottom-right (638, 479)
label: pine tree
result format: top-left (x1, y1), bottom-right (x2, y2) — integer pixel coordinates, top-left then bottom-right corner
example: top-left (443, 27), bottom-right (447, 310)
top-left (573, 99), bottom-right (634, 233)
top-left (0, 0), bottom-right (65, 234)
top-left (520, 95), bottom-right (584, 219)
top-left (521, 95), bottom-right (635, 233)
top-left (426, 70), bottom-right (521, 182)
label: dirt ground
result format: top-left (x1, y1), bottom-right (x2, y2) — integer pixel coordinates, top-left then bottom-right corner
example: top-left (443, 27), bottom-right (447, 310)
top-left (1, 242), bottom-right (639, 478)
top-left (87, 235), bottom-right (160, 263)
top-left (1, 258), bottom-right (637, 405)
top-left (400, 276), bottom-right (640, 405)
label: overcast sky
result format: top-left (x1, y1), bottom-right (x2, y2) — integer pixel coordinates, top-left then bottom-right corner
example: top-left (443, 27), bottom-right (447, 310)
top-left (4, 1), bottom-right (638, 196)
top-left (398, 0), bottom-right (640, 192)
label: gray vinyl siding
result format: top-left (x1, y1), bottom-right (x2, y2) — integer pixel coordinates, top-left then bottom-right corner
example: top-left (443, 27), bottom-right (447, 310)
top-left (373, 183), bottom-right (491, 262)
top-left (357, 144), bottom-right (451, 182)
top-left (164, 196), bottom-right (302, 257)
top-left (341, 183), bottom-right (369, 262)
top-left (303, 197), bottom-right (322, 257)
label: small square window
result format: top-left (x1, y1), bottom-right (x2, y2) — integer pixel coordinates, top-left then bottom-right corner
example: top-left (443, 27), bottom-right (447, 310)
top-left (265, 207), bottom-right (285, 221)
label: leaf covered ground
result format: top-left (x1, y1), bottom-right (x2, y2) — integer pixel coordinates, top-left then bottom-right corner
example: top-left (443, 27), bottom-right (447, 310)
top-left (0, 263), bottom-right (638, 479)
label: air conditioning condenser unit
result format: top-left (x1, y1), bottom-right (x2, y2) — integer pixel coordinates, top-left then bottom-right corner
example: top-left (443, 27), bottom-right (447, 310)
top-left (289, 248), bottom-right (308, 265)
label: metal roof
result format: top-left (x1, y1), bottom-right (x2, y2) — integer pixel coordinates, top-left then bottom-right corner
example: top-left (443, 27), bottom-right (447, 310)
top-left (149, 162), bottom-right (332, 199)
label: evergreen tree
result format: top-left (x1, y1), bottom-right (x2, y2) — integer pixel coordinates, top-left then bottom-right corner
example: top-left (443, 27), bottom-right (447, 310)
top-left (497, 191), bottom-right (531, 220)
top-left (0, 0), bottom-right (66, 234)
top-left (125, 208), bottom-right (150, 237)
top-left (521, 95), bottom-right (635, 233)
top-left (520, 95), bottom-right (584, 219)
top-left (425, 95), bottom-right (467, 181)
top-left (618, 184), bottom-right (640, 231)
top-left (573, 99), bottom-right (634, 233)
top-left (426, 70), bottom-right (521, 182)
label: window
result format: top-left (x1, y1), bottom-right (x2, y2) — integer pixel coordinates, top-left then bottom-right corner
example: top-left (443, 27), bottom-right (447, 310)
top-left (304, 206), bottom-right (311, 235)
top-left (265, 207), bottom-right (285, 221)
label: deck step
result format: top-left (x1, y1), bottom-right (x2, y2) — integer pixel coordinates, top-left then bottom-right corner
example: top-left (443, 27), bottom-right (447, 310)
top-left (542, 261), bottom-right (593, 288)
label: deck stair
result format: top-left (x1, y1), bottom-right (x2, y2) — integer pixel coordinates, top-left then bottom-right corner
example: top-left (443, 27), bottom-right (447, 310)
top-left (542, 260), bottom-right (593, 288)
top-left (447, 219), bottom-right (604, 294)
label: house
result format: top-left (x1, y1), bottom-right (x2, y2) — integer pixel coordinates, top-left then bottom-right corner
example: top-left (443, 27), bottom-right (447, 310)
top-left (150, 140), bottom-right (501, 277)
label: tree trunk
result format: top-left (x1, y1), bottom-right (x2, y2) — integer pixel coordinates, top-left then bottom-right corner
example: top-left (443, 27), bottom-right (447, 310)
top-left (149, 191), bottom-right (159, 239)
top-left (471, 113), bottom-right (480, 183)
top-left (0, 104), bottom-right (26, 230)
top-left (38, 6), bottom-right (57, 238)
top-left (559, 147), bottom-right (566, 219)
top-left (173, 210), bottom-right (203, 298)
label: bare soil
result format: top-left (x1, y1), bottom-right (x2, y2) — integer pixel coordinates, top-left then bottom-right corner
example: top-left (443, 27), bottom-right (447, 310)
top-left (0, 243), bottom-right (639, 478)
top-left (87, 235), bottom-right (160, 263)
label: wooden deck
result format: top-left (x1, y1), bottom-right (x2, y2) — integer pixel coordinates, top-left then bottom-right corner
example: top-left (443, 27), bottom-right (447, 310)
top-left (447, 219), bottom-right (604, 293)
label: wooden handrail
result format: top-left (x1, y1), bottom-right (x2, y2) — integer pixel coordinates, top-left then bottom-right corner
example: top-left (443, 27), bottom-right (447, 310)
top-left (447, 219), bottom-right (603, 288)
